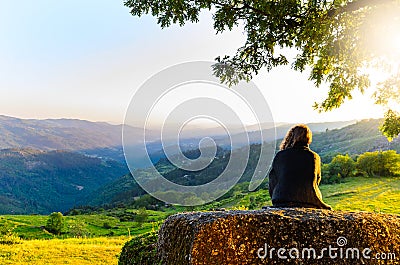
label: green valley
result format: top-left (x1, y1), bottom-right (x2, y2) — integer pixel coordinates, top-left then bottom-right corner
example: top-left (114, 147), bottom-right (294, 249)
top-left (1, 176), bottom-right (400, 264)
top-left (1, 118), bottom-right (399, 264)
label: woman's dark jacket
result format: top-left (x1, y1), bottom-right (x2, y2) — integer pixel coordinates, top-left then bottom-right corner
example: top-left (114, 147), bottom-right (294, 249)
top-left (268, 143), bottom-right (331, 210)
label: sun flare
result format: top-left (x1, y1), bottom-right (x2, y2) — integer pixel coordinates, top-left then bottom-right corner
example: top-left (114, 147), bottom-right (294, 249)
top-left (363, 4), bottom-right (400, 60)
top-left (358, 3), bottom-right (400, 115)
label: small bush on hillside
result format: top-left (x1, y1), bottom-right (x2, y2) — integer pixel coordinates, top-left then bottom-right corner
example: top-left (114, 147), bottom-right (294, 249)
top-left (132, 194), bottom-right (163, 210)
top-left (135, 208), bottom-right (149, 228)
top-left (45, 212), bottom-right (64, 235)
top-left (118, 231), bottom-right (160, 265)
top-left (68, 219), bottom-right (89, 238)
top-left (328, 154), bottom-right (356, 178)
top-left (103, 222), bottom-right (112, 229)
top-left (321, 164), bottom-right (343, 184)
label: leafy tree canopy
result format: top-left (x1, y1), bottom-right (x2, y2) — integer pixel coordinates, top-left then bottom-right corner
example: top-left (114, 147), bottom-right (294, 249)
top-left (328, 154), bottom-right (356, 178)
top-left (356, 150), bottom-right (400, 177)
top-left (125, 0), bottom-right (400, 139)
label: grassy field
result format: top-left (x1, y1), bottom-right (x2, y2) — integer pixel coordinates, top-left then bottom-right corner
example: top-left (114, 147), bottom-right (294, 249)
top-left (0, 209), bottom-right (169, 240)
top-left (0, 176), bottom-right (399, 264)
top-left (203, 176), bottom-right (400, 215)
top-left (0, 209), bottom-right (167, 264)
top-left (321, 176), bottom-right (400, 214)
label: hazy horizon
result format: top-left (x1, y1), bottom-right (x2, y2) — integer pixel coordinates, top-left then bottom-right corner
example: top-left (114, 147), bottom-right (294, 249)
top-left (0, 113), bottom-right (366, 128)
top-left (1, 1), bottom-right (385, 127)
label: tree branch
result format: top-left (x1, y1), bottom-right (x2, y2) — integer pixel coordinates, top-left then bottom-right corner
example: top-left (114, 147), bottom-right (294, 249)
top-left (209, 1), bottom-right (270, 16)
top-left (242, 3), bottom-right (269, 17)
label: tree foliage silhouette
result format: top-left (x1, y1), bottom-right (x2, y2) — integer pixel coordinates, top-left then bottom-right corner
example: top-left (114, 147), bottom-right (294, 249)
top-left (125, 0), bottom-right (400, 139)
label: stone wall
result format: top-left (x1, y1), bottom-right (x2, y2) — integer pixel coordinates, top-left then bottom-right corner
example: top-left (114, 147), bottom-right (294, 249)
top-left (157, 208), bottom-right (400, 264)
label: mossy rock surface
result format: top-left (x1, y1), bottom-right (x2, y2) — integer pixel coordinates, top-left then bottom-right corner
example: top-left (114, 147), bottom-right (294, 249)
top-left (157, 208), bottom-right (400, 264)
top-left (118, 231), bottom-right (160, 265)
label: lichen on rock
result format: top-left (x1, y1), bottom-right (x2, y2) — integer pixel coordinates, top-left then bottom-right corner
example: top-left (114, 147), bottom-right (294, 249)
top-left (157, 208), bottom-right (400, 264)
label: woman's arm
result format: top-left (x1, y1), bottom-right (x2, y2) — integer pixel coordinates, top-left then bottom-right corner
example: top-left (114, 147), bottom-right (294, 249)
top-left (316, 155), bottom-right (322, 186)
top-left (314, 153), bottom-right (332, 210)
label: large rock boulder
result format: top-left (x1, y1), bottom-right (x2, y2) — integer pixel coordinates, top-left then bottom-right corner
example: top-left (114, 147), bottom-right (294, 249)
top-left (157, 208), bottom-right (400, 264)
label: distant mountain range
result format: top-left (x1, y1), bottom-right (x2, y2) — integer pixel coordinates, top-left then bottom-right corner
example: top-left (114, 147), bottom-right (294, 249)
top-left (88, 119), bottom-right (400, 207)
top-left (0, 115), bottom-right (161, 163)
top-left (139, 120), bottom-right (358, 167)
top-left (212, 120), bottom-right (357, 148)
top-left (0, 115), bottom-right (398, 214)
top-left (0, 115), bottom-right (354, 168)
top-left (0, 115), bottom-right (357, 166)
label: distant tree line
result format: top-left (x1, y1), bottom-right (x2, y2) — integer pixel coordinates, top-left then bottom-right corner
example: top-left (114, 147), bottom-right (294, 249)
top-left (322, 150), bottom-right (400, 184)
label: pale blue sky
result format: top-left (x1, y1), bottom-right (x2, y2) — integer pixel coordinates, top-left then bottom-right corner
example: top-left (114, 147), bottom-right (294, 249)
top-left (0, 1), bottom-right (384, 125)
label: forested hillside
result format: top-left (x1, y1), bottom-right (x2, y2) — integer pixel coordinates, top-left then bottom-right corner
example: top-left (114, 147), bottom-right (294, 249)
top-left (0, 149), bottom-right (128, 214)
top-left (312, 119), bottom-right (400, 162)
top-left (1, 118), bottom-right (398, 214)
top-left (89, 119), bottom-right (400, 207)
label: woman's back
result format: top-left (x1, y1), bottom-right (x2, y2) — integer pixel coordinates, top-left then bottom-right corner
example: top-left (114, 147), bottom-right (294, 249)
top-left (268, 125), bottom-right (331, 210)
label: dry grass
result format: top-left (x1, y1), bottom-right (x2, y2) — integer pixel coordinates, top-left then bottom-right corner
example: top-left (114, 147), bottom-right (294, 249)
top-left (0, 237), bottom-right (130, 265)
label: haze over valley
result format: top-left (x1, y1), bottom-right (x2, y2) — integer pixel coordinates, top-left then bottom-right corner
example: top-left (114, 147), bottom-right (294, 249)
top-left (0, 115), bottom-right (398, 214)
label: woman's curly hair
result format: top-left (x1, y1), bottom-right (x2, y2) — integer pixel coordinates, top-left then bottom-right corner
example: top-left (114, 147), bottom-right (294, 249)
top-left (280, 124), bottom-right (312, 150)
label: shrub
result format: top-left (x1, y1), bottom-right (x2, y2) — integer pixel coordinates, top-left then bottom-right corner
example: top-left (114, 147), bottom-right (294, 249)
top-left (356, 150), bottom-right (400, 177)
top-left (249, 196), bottom-right (257, 210)
top-left (103, 222), bottom-right (112, 229)
top-left (135, 208), bottom-right (149, 227)
top-left (328, 154), bottom-right (356, 178)
top-left (118, 231), bottom-right (160, 265)
top-left (132, 194), bottom-right (163, 210)
top-left (46, 212), bottom-right (64, 235)
top-left (321, 163), bottom-right (342, 184)
top-left (68, 219), bottom-right (89, 238)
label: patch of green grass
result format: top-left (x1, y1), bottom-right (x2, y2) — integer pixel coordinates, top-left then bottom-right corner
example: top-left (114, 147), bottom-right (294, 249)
top-left (320, 177), bottom-right (400, 214)
top-left (1, 176), bottom-right (399, 243)
top-left (0, 209), bottom-right (168, 240)
top-left (195, 177), bottom-right (400, 215)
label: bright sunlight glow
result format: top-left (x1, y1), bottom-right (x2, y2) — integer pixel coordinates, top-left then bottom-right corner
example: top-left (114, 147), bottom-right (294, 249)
top-left (363, 3), bottom-right (400, 61)
top-left (359, 3), bottom-right (400, 115)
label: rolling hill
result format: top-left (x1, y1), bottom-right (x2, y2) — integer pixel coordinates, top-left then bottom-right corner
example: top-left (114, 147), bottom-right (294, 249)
top-left (1, 116), bottom-right (398, 214)
top-left (311, 119), bottom-right (400, 162)
top-left (0, 115), bottom-right (160, 163)
top-left (0, 115), bottom-right (358, 166)
top-left (88, 119), bottom-right (399, 207)
top-left (210, 120), bottom-right (357, 148)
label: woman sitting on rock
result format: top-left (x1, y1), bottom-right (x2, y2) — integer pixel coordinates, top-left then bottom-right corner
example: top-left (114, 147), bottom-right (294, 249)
top-left (268, 124), bottom-right (332, 209)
